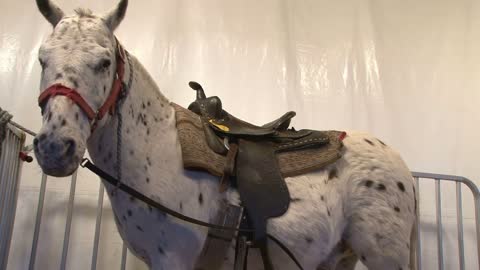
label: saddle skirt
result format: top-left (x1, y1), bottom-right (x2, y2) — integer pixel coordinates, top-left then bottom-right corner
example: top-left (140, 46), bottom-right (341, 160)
top-left (172, 102), bottom-right (345, 179)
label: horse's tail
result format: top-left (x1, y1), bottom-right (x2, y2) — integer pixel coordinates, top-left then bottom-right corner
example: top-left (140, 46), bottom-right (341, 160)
top-left (410, 215), bottom-right (418, 270)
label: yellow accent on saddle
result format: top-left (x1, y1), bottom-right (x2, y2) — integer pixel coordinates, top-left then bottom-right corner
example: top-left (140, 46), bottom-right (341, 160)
top-left (209, 119), bottom-right (230, 132)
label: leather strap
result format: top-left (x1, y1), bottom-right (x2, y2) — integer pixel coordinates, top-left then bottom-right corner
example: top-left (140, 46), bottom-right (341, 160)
top-left (38, 37), bottom-right (126, 132)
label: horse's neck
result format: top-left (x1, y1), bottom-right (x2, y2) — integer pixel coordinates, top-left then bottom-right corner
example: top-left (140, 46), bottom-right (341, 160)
top-left (87, 55), bottom-right (187, 205)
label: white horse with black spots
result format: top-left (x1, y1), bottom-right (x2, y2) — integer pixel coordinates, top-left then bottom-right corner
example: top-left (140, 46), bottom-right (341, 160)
top-left (32, 0), bottom-right (417, 269)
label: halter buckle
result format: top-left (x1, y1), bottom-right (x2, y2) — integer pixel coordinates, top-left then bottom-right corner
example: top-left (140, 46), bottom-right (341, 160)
top-left (80, 158), bottom-right (89, 168)
top-left (90, 111), bottom-right (101, 132)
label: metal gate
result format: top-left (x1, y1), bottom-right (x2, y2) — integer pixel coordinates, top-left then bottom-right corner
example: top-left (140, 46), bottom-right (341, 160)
top-left (0, 124), bottom-right (26, 270)
top-left (0, 122), bottom-right (479, 269)
top-left (412, 172), bottom-right (480, 270)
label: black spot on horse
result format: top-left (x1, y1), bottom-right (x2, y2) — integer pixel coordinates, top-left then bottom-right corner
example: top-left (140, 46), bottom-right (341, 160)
top-left (129, 196), bottom-right (135, 202)
top-left (55, 73), bottom-right (63, 79)
top-left (377, 139), bottom-right (387, 146)
top-left (327, 209), bottom-right (331, 216)
top-left (147, 101), bottom-right (151, 106)
top-left (291, 198), bottom-right (302, 202)
top-left (52, 124), bottom-right (57, 130)
top-left (142, 102), bottom-right (146, 109)
top-left (122, 215), bottom-right (126, 221)
top-left (364, 139), bottom-right (374, 146)
top-left (127, 209), bottom-right (132, 216)
top-left (47, 112), bottom-right (52, 122)
top-left (179, 202), bottom-right (183, 211)
top-left (328, 168), bottom-right (338, 180)
top-left (198, 193), bottom-right (204, 205)
top-left (158, 246), bottom-right (165, 255)
top-left (146, 156), bottom-right (152, 166)
top-left (136, 113), bottom-right (145, 126)
top-left (376, 184), bottom-right (386, 191)
top-left (397, 182), bottom-right (405, 192)
top-left (375, 233), bottom-right (384, 241)
top-left (68, 76), bottom-right (79, 88)
top-left (321, 195), bottom-right (325, 201)
top-left (146, 177), bottom-right (150, 183)
top-left (394, 206), bottom-right (400, 212)
top-left (365, 180), bottom-right (373, 187)
top-left (64, 66), bottom-right (76, 74)
top-left (136, 225), bottom-right (144, 232)
top-left (305, 237), bottom-right (313, 244)
top-left (103, 86), bottom-right (106, 93)
top-left (75, 112), bottom-right (79, 121)
top-left (61, 119), bottom-right (66, 127)
top-left (361, 255), bottom-right (367, 261)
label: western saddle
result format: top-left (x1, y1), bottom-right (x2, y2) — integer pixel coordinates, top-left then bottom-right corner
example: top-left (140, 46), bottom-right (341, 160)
top-left (173, 82), bottom-right (346, 270)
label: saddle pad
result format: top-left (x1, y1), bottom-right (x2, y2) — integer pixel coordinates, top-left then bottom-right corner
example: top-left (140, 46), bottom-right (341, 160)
top-left (172, 103), bottom-right (344, 178)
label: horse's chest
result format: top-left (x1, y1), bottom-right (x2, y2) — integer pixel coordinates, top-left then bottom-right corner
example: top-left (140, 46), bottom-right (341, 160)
top-left (107, 187), bottom-right (169, 256)
top-left (105, 181), bottom-right (207, 265)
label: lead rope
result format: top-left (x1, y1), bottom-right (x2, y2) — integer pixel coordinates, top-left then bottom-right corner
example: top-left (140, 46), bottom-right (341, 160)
top-left (114, 50), bottom-right (134, 194)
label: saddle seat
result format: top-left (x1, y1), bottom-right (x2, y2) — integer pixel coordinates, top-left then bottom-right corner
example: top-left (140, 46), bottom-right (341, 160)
top-left (188, 81), bottom-right (295, 138)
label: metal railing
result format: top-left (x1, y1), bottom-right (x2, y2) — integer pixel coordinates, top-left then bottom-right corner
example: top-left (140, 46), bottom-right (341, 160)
top-left (412, 172), bottom-right (480, 270)
top-left (0, 124), bottom-right (26, 270)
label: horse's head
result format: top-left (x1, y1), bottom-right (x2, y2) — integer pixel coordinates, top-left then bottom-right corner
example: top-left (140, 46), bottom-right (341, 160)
top-left (33, 0), bottom-right (128, 177)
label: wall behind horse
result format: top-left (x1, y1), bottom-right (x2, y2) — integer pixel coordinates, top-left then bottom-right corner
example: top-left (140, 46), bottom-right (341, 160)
top-left (1, 0), bottom-right (479, 269)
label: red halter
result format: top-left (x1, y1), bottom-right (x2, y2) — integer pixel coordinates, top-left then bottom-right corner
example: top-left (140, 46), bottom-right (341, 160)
top-left (38, 38), bottom-right (127, 132)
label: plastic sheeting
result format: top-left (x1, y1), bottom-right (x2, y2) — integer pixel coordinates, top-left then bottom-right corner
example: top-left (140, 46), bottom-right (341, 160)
top-left (1, 0), bottom-right (479, 269)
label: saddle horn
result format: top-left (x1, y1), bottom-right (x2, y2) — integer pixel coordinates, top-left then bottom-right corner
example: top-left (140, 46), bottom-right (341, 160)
top-left (189, 81), bottom-right (206, 100)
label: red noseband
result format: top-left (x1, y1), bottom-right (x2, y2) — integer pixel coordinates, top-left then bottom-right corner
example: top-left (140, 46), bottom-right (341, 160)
top-left (38, 37), bottom-right (127, 132)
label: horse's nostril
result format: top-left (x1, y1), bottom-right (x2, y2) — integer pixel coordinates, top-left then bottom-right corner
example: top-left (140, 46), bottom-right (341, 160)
top-left (64, 138), bottom-right (76, 156)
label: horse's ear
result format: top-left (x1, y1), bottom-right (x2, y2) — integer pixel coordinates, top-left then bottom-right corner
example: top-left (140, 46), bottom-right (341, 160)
top-left (36, 0), bottom-right (65, 27)
top-left (103, 0), bottom-right (128, 31)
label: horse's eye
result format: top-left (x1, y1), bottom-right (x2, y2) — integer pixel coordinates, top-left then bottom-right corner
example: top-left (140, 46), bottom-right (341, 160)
top-left (96, 59), bottom-right (111, 72)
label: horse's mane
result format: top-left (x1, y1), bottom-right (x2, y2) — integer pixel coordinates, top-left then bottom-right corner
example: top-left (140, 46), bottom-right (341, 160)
top-left (74, 8), bottom-right (95, 18)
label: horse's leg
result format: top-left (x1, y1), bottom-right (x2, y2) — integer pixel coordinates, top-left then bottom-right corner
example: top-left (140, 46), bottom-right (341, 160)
top-left (316, 240), bottom-right (358, 270)
top-left (344, 207), bottom-right (413, 270)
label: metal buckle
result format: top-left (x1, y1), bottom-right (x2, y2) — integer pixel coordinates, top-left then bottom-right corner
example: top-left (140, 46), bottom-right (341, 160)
top-left (223, 137), bottom-right (230, 151)
top-left (90, 111), bottom-right (100, 131)
top-left (80, 158), bottom-right (89, 168)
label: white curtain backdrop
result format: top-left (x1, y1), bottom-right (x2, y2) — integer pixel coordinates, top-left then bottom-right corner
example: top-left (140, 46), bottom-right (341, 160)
top-left (1, 0), bottom-right (479, 269)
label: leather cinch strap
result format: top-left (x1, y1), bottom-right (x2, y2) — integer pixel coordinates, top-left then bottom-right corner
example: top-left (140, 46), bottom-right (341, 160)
top-left (38, 37), bottom-right (126, 132)
top-left (80, 158), bottom-right (304, 270)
